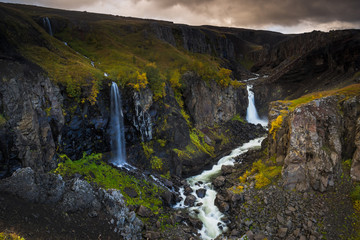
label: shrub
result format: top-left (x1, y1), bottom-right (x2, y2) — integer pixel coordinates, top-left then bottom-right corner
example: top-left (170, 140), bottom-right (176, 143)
top-left (128, 71), bottom-right (148, 91)
top-left (269, 115), bottom-right (283, 140)
top-left (151, 156), bottom-right (163, 171)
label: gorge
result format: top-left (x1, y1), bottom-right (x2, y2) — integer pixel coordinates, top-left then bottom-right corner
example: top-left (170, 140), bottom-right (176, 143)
top-left (0, 2), bottom-right (360, 240)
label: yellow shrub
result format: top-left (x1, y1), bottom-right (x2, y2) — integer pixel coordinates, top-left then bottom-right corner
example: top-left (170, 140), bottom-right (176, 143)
top-left (354, 200), bottom-right (360, 213)
top-left (128, 71), bottom-right (148, 91)
top-left (169, 70), bottom-right (181, 88)
top-left (255, 172), bottom-right (271, 189)
top-left (269, 115), bottom-right (283, 140)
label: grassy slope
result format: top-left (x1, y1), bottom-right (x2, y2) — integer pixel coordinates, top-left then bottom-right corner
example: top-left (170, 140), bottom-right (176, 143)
top-left (0, 3), bottom-right (244, 104)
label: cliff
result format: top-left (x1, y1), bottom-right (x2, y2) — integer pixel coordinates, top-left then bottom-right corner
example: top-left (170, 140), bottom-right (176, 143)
top-left (0, 2), bottom-right (271, 179)
top-left (252, 30), bottom-right (360, 117)
top-left (267, 85), bottom-right (360, 192)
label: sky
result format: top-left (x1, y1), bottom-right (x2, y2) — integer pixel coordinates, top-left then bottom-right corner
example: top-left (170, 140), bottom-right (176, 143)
top-left (2, 0), bottom-right (360, 33)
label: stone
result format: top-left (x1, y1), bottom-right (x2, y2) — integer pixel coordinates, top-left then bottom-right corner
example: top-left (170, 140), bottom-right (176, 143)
top-left (221, 165), bottom-right (233, 175)
top-left (144, 231), bottom-right (161, 239)
top-left (184, 185), bottom-right (193, 195)
top-left (184, 195), bottom-right (196, 207)
top-left (245, 230), bottom-right (254, 240)
top-left (278, 228), bottom-right (288, 238)
top-left (137, 205), bottom-right (154, 218)
top-left (254, 234), bottom-right (267, 240)
top-left (196, 188), bottom-right (206, 198)
top-left (123, 187), bottom-right (138, 198)
top-left (213, 176), bottom-right (226, 187)
top-left (230, 229), bottom-right (239, 236)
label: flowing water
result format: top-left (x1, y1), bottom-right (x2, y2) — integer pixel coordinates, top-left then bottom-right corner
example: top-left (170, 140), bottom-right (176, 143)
top-left (175, 137), bottom-right (265, 239)
top-left (246, 85), bottom-right (268, 127)
top-left (110, 82), bottom-right (126, 166)
top-left (42, 17), bottom-right (53, 36)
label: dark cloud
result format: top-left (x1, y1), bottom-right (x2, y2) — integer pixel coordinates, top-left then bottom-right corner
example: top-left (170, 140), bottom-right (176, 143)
top-left (3, 0), bottom-right (360, 32)
top-left (143, 0), bottom-right (360, 26)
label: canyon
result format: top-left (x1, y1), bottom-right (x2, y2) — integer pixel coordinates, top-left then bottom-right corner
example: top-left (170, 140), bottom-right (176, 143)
top-left (0, 2), bottom-right (360, 240)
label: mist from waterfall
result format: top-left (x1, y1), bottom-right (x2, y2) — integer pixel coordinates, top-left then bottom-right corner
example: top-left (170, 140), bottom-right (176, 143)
top-left (110, 82), bottom-right (126, 166)
top-left (42, 17), bottom-right (53, 36)
top-left (246, 85), bottom-right (268, 127)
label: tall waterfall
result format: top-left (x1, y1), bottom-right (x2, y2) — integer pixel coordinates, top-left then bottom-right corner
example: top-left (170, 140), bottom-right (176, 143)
top-left (110, 82), bottom-right (126, 165)
top-left (246, 85), bottom-right (267, 127)
top-left (42, 17), bottom-right (53, 36)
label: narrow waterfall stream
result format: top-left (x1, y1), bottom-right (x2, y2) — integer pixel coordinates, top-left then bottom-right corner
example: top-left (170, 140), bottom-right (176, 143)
top-left (110, 82), bottom-right (127, 166)
top-left (175, 137), bottom-right (265, 239)
top-left (42, 17), bottom-right (53, 36)
top-left (246, 85), bottom-right (268, 127)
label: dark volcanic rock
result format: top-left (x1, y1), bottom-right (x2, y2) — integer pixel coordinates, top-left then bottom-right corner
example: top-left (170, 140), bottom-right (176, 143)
top-left (184, 195), bottom-right (196, 207)
top-left (123, 187), bottom-right (138, 198)
top-left (137, 205), bottom-right (154, 218)
top-left (196, 188), bottom-right (207, 198)
top-left (213, 176), bottom-right (226, 188)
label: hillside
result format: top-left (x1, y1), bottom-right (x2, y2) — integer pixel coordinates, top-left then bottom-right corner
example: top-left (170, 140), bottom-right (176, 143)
top-left (1, 2), bottom-right (360, 240)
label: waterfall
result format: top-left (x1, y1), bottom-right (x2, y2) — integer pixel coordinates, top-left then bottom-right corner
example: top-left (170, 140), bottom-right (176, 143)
top-left (246, 85), bottom-right (267, 127)
top-left (110, 82), bottom-right (126, 166)
top-left (42, 17), bottom-right (53, 36)
top-left (133, 92), bottom-right (152, 142)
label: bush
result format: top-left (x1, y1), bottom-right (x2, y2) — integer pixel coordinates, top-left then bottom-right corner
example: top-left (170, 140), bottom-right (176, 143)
top-left (269, 115), bottom-right (283, 140)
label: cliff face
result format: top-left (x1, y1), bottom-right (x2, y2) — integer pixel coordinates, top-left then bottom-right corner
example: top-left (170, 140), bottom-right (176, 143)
top-left (0, 59), bottom-right (64, 177)
top-left (183, 72), bottom-right (248, 129)
top-left (268, 87), bottom-right (360, 192)
top-left (253, 30), bottom-right (360, 117)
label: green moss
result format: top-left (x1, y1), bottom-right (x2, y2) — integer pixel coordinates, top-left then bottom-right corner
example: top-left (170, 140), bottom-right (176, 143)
top-left (231, 114), bottom-right (246, 123)
top-left (157, 139), bottom-right (167, 147)
top-left (53, 153), bottom-right (163, 214)
top-left (150, 156), bottom-right (163, 171)
top-left (239, 159), bottom-right (282, 189)
top-left (0, 114), bottom-right (7, 127)
top-left (141, 142), bottom-right (154, 159)
top-left (351, 185), bottom-right (360, 201)
top-left (190, 130), bottom-right (215, 157)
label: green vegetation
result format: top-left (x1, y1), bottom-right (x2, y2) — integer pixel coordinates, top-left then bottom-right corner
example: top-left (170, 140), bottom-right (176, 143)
top-left (0, 114), bottom-right (6, 127)
top-left (150, 156), bottom-right (163, 171)
top-left (53, 153), bottom-right (163, 214)
top-left (190, 130), bottom-right (215, 157)
top-left (0, 232), bottom-right (25, 240)
top-left (231, 114), bottom-right (246, 123)
top-left (234, 150), bottom-right (282, 193)
top-left (1, 4), bottom-right (249, 106)
top-left (141, 142), bottom-right (154, 159)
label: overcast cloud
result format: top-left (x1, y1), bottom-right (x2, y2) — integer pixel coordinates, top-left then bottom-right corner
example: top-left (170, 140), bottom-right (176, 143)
top-left (2, 0), bottom-right (360, 33)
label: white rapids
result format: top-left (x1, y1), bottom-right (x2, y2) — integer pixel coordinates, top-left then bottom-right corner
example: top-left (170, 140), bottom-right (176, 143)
top-left (175, 137), bottom-right (265, 239)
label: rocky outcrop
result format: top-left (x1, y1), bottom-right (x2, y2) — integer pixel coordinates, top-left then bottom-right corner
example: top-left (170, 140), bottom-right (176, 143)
top-left (252, 30), bottom-right (360, 116)
top-left (268, 94), bottom-right (360, 192)
top-left (183, 72), bottom-right (248, 129)
top-left (0, 167), bottom-right (143, 239)
top-left (0, 59), bottom-right (64, 177)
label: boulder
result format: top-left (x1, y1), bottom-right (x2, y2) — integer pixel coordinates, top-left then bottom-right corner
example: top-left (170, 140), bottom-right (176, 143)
top-left (213, 176), bottom-right (226, 187)
top-left (184, 195), bottom-right (196, 207)
top-left (137, 205), bottom-right (154, 218)
top-left (196, 188), bottom-right (207, 198)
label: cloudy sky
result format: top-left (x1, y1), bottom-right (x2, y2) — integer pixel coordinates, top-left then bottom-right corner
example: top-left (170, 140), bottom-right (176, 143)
top-left (2, 0), bottom-right (360, 33)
